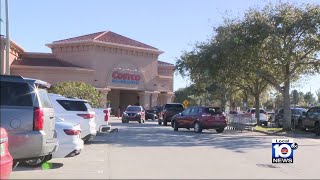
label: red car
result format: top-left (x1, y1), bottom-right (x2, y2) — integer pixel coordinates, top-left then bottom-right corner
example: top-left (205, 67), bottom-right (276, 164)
top-left (0, 128), bottom-right (13, 179)
top-left (171, 106), bottom-right (227, 133)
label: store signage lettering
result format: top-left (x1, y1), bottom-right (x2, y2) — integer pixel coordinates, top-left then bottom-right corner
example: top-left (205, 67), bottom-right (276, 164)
top-left (112, 71), bottom-right (141, 85)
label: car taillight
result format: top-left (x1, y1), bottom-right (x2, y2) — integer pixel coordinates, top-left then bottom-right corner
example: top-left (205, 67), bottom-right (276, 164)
top-left (64, 129), bottom-right (81, 135)
top-left (103, 110), bottom-right (109, 122)
top-left (33, 107), bottom-right (44, 131)
top-left (77, 113), bottom-right (95, 119)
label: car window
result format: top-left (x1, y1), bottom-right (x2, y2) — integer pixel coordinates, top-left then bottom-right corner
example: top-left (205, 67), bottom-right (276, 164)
top-left (57, 100), bottom-right (88, 111)
top-left (189, 108), bottom-right (198, 115)
top-left (204, 107), bottom-right (222, 115)
top-left (0, 81), bottom-right (33, 107)
top-left (37, 89), bottom-right (53, 108)
top-left (126, 106), bottom-right (141, 111)
top-left (291, 109), bottom-right (306, 115)
top-left (182, 108), bottom-right (191, 115)
top-left (259, 109), bottom-right (266, 113)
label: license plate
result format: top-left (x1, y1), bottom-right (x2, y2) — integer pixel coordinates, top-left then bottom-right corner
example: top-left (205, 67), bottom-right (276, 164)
top-left (0, 144), bottom-right (5, 156)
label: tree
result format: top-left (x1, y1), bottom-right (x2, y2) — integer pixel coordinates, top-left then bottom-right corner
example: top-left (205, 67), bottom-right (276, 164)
top-left (316, 89), bottom-right (320, 104)
top-left (49, 81), bottom-right (103, 108)
top-left (304, 92), bottom-right (316, 106)
top-left (241, 2), bottom-right (320, 130)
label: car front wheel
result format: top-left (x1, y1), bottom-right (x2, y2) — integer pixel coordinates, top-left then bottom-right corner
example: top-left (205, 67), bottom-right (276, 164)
top-left (216, 128), bottom-right (224, 133)
top-left (173, 121), bottom-right (179, 131)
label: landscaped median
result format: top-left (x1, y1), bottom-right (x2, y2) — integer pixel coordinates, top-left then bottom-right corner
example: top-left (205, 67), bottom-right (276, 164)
top-left (253, 126), bottom-right (316, 137)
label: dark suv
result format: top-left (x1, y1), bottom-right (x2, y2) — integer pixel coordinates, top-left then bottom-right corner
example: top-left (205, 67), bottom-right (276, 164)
top-left (122, 105), bottom-right (146, 123)
top-left (159, 103), bottom-right (184, 126)
top-left (297, 106), bottom-right (320, 136)
top-left (275, 108), bottom-right (307, 128)
top-left (0, 75), bottom-right (58, 167)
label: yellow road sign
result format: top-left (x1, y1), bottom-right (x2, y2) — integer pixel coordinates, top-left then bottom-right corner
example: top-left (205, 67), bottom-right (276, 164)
top-left (183, 100), bottom-right (189, 107)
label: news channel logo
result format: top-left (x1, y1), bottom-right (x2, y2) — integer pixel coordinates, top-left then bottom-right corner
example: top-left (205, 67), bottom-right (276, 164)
top-left (272, 139), bottom-right (298, 163)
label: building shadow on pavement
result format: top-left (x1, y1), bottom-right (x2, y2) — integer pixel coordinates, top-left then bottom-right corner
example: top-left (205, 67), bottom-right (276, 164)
top-left (88, 121), bottom-right (272, 153)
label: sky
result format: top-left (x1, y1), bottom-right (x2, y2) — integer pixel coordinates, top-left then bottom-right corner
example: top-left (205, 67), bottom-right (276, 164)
top-left (1, 0), bottom-right (320, 95)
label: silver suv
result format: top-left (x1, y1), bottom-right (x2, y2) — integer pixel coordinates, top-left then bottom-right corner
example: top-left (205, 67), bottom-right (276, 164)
top-left (0, 75), bottom-right (58, 167)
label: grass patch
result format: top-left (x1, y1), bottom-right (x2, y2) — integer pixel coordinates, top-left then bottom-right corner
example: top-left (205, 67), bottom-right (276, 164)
top-left (254, 126), bottom-right (283, 132)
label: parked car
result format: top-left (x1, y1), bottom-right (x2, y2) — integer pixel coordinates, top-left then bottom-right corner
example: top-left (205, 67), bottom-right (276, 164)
top-left (52, 117), bottom-right (84, 158)
top-left (122, 105), bottom-right (146, 123)
top-left (171, 106), bottom-right (227, 133)
top-left (247, 108), bottom-right (268, 126)
top-left (297, 106), bottom-right (320, 135)
top-left (93, 108), bottom-right (112, 133)
top-left (159, 103), bottom-right (185, 126)
top-left (49, 93), bottom-right (97, 143)
top-left (0, 128), bottom-right (13, 179)
top-left (275, 108), bottom-right (307, 128)
top-left (145, 108), bottom-right (158, 120)
top-left (0, 75), bottom-right (58, 167)
top-left (267, 112), bottom-right (275, 122)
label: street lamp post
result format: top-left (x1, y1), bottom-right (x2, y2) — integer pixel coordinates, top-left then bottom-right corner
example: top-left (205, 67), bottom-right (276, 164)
top-left (5, 0), bottom-right (9, 75)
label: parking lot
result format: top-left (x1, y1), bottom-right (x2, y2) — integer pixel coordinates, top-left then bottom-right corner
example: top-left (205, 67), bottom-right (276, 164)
top-left (10, 117), bottom-right (320, 179)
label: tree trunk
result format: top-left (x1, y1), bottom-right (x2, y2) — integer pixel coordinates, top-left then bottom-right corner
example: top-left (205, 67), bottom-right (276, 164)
top-left (254, 94), bottom-right (260, 126)
top-left (282, 78), bottom-right (292, 130)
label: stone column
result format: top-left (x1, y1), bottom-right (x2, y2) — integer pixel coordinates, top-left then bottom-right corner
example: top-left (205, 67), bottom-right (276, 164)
top-left (138, 91), bottom-right (152, 109)
top-left (166, 92), bottom-right (175, 104)
top-left (151, 91), bottom-right (160, 107)
top-left (96, 88), bottom-right (111, 108)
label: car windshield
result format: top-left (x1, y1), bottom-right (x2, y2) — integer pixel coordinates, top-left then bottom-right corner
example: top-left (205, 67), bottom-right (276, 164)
top-left (126, 106), bottom-right (141, 111)
top-left (164, 104), bottom-right (184, 109)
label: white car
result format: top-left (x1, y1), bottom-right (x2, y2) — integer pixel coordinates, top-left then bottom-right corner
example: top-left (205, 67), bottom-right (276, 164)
top-left (247, 108), bottom-right (268, 126)
top-left (53, 117), bottom-right (84, 158)
top-left (93, 108), bottom-right (112, 133)
top-left (49, 93), bottom-right (97, 143)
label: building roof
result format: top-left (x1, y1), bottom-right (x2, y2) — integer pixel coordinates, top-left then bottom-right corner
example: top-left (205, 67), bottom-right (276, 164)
top-left (158, 60), bottom-right (174, 66)
top-left (52, 31), bottom-right (158, 50)
top-left (12, 53), bottom-right (83, 68)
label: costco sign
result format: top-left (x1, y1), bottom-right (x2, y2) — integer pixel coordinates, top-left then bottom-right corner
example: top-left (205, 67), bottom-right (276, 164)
top-left (111, 71), bottom-right (141, 85)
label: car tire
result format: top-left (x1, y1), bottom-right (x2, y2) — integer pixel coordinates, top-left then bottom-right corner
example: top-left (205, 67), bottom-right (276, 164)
top-left (158, 120), bottom-right (162, 125)
top-left (216, 128), bottom-right (224, 133)
top-left (173, 121), bottom-right (179, 131)
top-left (315, 122), bottom-right (320, 136)
top-left (163, 120), bottom-right (167, 126)
top-left (194, 122), bottom-right (202, 133)
top-left (152, 115), bottom-right (155, 120)
top-left (21, 155), bottom-right (49, 167)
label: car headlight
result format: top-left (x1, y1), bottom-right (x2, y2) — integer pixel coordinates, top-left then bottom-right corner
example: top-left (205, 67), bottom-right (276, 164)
top-left (123, 112), bottom-right (128, 116)
top-left (135, 113), bottom-right (141, 116)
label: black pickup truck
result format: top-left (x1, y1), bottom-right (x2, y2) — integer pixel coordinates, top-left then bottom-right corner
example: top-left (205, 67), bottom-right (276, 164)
top-left (158, 103), bottom-right (185, 126)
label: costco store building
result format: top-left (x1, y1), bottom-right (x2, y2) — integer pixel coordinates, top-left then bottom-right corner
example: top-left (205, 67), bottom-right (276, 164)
top-left (1, 31), bottom-right (175, 112)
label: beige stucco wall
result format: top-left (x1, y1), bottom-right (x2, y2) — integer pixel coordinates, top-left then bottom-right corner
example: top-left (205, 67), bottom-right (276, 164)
top-left (11, 66), bottom-right (95, 85)
top-left (49, 43), bottom-right (170, 92)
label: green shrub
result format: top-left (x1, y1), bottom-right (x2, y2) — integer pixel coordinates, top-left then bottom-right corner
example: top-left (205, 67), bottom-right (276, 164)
top-left (49, 81), bottom-right (102, 108)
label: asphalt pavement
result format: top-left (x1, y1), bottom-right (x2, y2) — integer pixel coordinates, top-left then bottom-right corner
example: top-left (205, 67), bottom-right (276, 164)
top-left (10, 117), bottom-right (320, 179)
